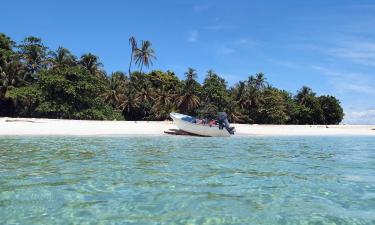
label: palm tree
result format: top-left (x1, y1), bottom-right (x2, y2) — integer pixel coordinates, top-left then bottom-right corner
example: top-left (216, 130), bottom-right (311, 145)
top-left (119, 86), bottom-right (142, 120)
top-left (134, 40), bottom-right (156, 73)
top-left (225, 100), bottom-right (244, 123)
top-left (0, 60), bottom-right (26, 104)
top-left (104, 72), bottom-right (128, 108)
top-left (153, 86), bottom-right (174, 109)
top-left (232, 81), bottom-right (247, 109)
top-left (177, 68), bottom-right (201, 114)
top-left (0, 60), bottom-right (25, 88)
top-left (79, 53), bottom-right (106, 80)
top-left (254, 73), bottom-right (267, 90)
top-left (50, 46), bottom-right (76, 67)
top-left (296, 86), bottom-right (314, 105)
top-left (177, 92), bottom-right (200, 114)
top-left (185, 67), bottom-right (197, 81)
top-left (248, 73), bottom-right (267, 91)
top-left (152, 85), bottom-right (176, 120)
top-left (128, 36), bottom-right (137, 75)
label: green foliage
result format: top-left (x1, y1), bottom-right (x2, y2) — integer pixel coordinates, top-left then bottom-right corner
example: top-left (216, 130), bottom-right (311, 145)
top-left (35, 66), bottom-right (118, 119)
top-left (319, 95), bottom-right (344, 124)
top-left (202, 70), bottom-right (229, 111)
top-left (0, 32), bottom-right (345, 124)
top-left (6, 85), bottom-right (41, 117)
top-left (17, 36), bottom-right (48, 77)
top-left (258, 88), bottom-right (288, 124)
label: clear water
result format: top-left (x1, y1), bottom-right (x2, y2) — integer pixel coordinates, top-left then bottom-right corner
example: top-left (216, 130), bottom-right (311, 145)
top-left (0, 136), bottom-right (375, 225)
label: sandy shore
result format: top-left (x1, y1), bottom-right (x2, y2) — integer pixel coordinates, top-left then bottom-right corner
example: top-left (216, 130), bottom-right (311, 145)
top-left (0, 117), bottom-right (374, 136)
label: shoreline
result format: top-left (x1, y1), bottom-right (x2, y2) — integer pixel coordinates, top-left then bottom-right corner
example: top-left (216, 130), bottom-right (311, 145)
top-left (1, 117), bottom-right (374, 136)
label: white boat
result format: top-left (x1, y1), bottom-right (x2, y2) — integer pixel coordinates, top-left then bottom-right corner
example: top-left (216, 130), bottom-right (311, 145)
top-left (170, 112), bottom-right (233, 137)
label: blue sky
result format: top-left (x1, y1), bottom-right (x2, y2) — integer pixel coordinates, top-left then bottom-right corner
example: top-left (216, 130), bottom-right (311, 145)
top-left (1, 0), bottom-right (375, 124)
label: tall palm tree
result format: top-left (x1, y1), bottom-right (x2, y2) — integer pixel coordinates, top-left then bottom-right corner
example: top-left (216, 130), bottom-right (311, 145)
top-left (178, 68), bottom-right (200, 114)
top-left (177, 92), bottom-right (200, 114)
top-left (0, 60), bottom-right (25, 88)
top-left (254, 73), bottom-right (267, 90)
top-left (79, 53), bottom-right (105, 79)
top-left (128, 36), bottom-right (137, 75)
top-left (119, 86), bottom-right (142, 120)
top-left (185, 68), bottom-right (197, 81)
top-left (232, 81), bottom-right (246, 109)
top-left (152, 85), bottom-right (176, 120)
top-left (104, 72), bottom-right (128, 108)
top-left (248, 73), bottom-right (267, 91)
top-left (134, 40), bottom-right (156, 73)
top-left (296, 86), bottom-right (314, 105)
top-left (0, 59), bottom-right (26, 104)
top-left (50, 46), bottom-right (76, 67)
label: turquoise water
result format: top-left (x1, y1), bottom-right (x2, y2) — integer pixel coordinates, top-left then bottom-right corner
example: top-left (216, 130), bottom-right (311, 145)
top-left (0, 136), bottom-right (375, 225)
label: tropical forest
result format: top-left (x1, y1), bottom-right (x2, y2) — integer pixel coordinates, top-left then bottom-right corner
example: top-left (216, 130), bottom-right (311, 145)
top-left (0, 33), bottom-right (344, 124)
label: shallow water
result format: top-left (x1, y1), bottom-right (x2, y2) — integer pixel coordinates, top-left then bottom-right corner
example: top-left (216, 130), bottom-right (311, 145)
top-left (0, 136), bottom-right (374, 224)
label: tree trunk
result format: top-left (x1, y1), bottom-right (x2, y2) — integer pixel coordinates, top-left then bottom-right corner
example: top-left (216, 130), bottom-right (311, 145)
top-left (128, 51), bottom-right (133, 75)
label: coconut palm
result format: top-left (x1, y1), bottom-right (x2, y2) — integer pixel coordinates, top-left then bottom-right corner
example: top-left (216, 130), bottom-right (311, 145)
top-left (254, 73), bottom-right (267, 90)
top-left (0, 60), bottom-right (25, 88)
top-left (133, 40), bottom-right (156, 73)
top-left (151, 85), bottom-right (176, 120)
top-left (79, 53), bottom-right (106, 81)
top-left (153, 86), bottom-right (175, 109)
top-left (177, 68), bottom-right (201, 114)
top-left (296, 86), bottom-right (314, 105)
top-left (104, 71), bottom-right (128, 108)
top-left (50, 46), bottom-right (76, 67)
top-left (185, 67), bottom-right (197, 81)
top-left (119, 87), bottom-right (143, 120)
top-left (225, 100), bottom-right (245, 123)
top-left (79, 53), bottom-right (103, 74)
top-left (177, 92), bottom-right (200, 114)
top-left (232, 81), bottom-right (246, 109)
top-left (128, 36), bottom-right (137, 75)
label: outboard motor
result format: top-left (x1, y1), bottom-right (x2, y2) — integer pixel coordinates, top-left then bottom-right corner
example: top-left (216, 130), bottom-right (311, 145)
top-left (217, 112), bottom-right (235, 135)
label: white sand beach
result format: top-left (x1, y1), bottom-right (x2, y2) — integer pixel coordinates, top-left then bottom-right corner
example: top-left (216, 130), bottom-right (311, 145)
top-left (1, 117), bottom-right (374, 136)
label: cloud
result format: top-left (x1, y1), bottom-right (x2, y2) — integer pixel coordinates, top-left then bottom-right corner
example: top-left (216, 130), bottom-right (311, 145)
top-left (343, 109), bottom-right (375, 125)
top-left (216, 46), bottom-right (235, 54)
top-left (188, 30), bottom-right (198, 42)
top-left (205, 25), bottom-right (235, 31)
top-left (329, 41), bottom-right (375, 67)
top-left (215, 38), bottom-right (259, 55)
top-left (311, 65), bottom-right (375, 94)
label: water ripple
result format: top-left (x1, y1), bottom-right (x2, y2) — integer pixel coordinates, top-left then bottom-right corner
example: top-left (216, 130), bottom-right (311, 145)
top-left (1, 136), bottom-right (375, 224)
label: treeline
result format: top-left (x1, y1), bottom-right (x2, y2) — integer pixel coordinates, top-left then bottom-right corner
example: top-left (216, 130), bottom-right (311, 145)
top-left (0, 33), bottom-right (344, 124)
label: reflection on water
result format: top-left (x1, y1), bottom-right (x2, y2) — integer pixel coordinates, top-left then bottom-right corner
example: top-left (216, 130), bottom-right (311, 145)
top-left (1, 136), bottom-right (375, 224)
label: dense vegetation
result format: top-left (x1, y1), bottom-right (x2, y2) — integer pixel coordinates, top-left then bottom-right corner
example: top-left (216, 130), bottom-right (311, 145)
top-left (0, 33), bottom-right (344, 124)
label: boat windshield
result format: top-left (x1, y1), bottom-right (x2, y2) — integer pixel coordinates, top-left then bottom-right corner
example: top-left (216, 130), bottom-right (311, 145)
top-left (181, 115), bottom-right (196, 123)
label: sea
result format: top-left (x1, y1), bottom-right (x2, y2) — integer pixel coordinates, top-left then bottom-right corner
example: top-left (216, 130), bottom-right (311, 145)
top-left (0, 136), bottom-right (374, 224)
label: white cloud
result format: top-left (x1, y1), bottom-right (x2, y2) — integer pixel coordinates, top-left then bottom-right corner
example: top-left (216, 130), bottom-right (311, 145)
top-left (188, 30), bottom-right (198, 42)
top-left (205, 25), bottom-right (235, 31)
top-left (329, 41), bottom-right (375, 67)
top-left (343, 110), bottom-right (375, 125)
top-left (215, 38), bottom-right (258, 55)
top-left (311, 65), bottom-right (375, 94)
top-left (217, 46), bottom-right (235, 54)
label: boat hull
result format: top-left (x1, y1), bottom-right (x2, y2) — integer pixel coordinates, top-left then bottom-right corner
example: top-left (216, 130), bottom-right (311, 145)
top-left (170, 113), bottom-right (231, 137)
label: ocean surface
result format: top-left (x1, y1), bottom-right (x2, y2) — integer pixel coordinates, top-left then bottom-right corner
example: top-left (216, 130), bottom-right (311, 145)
top-left (0, 136), bottom-right (374, 225)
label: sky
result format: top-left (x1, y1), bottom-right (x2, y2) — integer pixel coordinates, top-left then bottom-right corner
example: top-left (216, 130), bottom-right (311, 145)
top-left (1, 0), bottom-right (375, 124)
